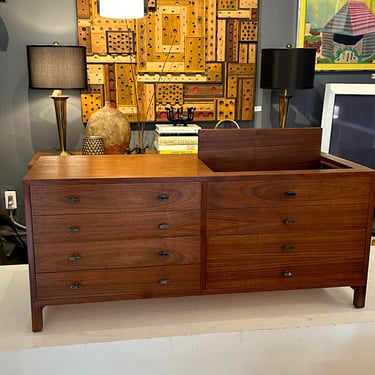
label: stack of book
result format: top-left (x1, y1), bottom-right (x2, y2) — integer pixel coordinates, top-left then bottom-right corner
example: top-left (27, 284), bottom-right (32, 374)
top-left (154, 124), bottom-right (201, 154)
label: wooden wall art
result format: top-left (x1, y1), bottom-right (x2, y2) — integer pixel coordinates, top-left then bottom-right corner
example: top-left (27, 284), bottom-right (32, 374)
top-left (76, 0), bottom-right (259, 125)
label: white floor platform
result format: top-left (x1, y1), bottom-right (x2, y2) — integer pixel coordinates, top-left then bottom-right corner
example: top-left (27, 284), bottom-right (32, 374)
top-left (1, 250), bottom-right (375, 374)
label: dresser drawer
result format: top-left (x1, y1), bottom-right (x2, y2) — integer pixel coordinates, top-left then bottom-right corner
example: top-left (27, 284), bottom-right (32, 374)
top-left (207, 176), bottom-right (372, 209)
top-left (36, 265), bottom-right (201, 301)
top-left (207, 205), bottom-right (369, 235)
top-left (206, 261), bottom-right (365, 292)
top-left (30, 182), bottom-right (201, 214)
top-left (207, 230), bottom-right (366, 266)
top-left (32, 210), bottom-right (201, 243)
top-left (35, 237), bottom-right (201, 272)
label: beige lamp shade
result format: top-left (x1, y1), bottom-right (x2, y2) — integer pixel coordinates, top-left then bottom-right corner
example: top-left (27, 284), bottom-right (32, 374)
top-left (27, 45), bottom-right (87, 90)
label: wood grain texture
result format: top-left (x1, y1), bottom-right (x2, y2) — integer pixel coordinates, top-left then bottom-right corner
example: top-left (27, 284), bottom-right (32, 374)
top-left (198, 128), bottom-right (323, 172)
top-left (207, 175), bottom-right (372, 208)
top-left (207, 231), bottom-right (366, 264)
top-left (23, 141), bottom-right (375, 331)
top-left (36, 265), bottom-right (201, 301)
top-left (30, 182), bottom-right (201, 214)
top-left (32, 210), bottom-right (201, 243)
top-left (35, 237), bottom-right (201, 273)
top-left (206, 261), bottom-right (364, 292)
top-left (207, 205), bottom-right (369, 235)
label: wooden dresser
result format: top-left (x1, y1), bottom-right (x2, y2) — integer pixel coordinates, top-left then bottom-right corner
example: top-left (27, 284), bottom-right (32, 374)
top-left (24, 129), bottom-right (375, 331)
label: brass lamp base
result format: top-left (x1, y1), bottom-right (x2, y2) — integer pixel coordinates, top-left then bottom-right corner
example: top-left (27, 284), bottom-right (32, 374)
top-left (278, 90), bottom-right (292, 128)
top-left (50, 94), bottom-right (69, 156)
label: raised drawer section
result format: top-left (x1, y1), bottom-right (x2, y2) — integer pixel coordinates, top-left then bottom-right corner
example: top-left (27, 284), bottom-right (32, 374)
top-left (32, 211), bottom-right (201, 243)
top-left (35, 237), bottom-right (201, 272)
top-left (207, 205), bottom-right (369, 235)
top-left (207, 176), bottom-right (372, 209)
top-left (207, 231), bottom-right (366, 265)
top-left (206, 261), bottom-right (364, 291)
top-left (36, 265), bottom-right (201, 301)
top-left (30, 182), bottom-right (201, 215)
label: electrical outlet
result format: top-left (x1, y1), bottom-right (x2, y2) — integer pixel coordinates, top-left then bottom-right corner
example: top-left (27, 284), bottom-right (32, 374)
top-left (5, 190), bottom-right (17, 210)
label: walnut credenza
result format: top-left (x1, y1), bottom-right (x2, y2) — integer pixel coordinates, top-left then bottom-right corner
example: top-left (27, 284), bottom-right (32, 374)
top-left (24, 132), bottom-right (375, 331)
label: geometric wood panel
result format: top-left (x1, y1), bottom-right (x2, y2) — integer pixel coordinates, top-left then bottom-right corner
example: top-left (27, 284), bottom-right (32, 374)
top-left (77, 0), bottom-right (258, 123)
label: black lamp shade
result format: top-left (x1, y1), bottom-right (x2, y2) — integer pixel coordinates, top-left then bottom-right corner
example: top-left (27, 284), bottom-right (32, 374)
top-left (260, 48), bottom-right (316, 90)
top-left (27, 45), bottom-right (87, 89)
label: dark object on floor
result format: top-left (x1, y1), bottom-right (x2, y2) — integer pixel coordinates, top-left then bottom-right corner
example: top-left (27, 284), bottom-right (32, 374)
top-left (0, 210), bottom-right (27, 265)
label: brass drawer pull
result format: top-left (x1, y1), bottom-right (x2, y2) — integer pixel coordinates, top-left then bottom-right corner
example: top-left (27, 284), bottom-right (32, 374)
top-left (70, 283), bottom-right (82, 290)
top-left (284, 218), bottom-right (296, 225)
top-left (159, 250), bottom-right (170, 257)
top-left (283, 244), bottom-right (295, 251)
top-left (283, 271), bottom-right (293, 277)
top-left (68, 255), bottom-right (81, 261)
top-left (159, 278), bottom-right (171, 285)
top-left (285, 191), bottom-right (297, 197)
top-left (158, 194), bottom-right (170, 201)
top-left (159, 223), bottom-right (170, 230)
top-left (67, 227), bottom-right (80, 233)
top-left (65, 197), bottom-right (80, 204)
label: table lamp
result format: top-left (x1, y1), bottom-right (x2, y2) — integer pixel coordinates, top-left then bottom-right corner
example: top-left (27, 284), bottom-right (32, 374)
top-left (98, 0), bottom-right (147, 18)
top-left (26, 43), bottom-right (87, 155)
top-left (260, 47), bottom-right (316, 128)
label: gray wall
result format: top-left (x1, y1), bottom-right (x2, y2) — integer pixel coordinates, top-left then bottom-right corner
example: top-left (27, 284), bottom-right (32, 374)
top-left (0, 0), bottom-right (374, 222)
top-left (0, 0), bottom-right (83, 220)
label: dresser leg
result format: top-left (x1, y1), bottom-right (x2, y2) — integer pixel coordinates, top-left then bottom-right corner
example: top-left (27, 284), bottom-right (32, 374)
top-left (31, 305), bottom-right (44, 332)
top-left (353, 286), bottom-right (366, 308)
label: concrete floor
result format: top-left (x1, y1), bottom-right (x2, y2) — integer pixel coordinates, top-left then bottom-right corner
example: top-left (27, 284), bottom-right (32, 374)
top-left (1, 250), bottom-right (374, 374)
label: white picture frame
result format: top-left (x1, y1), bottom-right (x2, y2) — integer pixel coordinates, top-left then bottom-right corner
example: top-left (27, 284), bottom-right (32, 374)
top-left (321, 83), bottom-right (375, 158)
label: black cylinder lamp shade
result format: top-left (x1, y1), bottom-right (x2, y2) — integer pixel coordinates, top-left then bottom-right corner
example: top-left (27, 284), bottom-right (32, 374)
top-left (260, 48), bottom-right (316, 90)
top-left (260, 48), bottom-right (316, 128)
top-left (27, 45), bottom-right (87, 90)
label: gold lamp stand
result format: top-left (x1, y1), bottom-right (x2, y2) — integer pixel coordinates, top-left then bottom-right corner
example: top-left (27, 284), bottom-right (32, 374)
top-left (278, 89), bottom-right (292, 129)
top-left (51, 90), bottom-right (69, 156)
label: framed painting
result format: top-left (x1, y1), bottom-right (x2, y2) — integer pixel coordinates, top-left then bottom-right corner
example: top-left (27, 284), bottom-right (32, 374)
top-left (298, 0), bottom-right (375, 71)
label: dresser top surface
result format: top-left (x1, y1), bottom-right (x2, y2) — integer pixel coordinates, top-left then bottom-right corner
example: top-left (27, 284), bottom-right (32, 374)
top-left (23, 153), bottom-right (375, 183)
top-left (24, 154), bottom-right (210, 181)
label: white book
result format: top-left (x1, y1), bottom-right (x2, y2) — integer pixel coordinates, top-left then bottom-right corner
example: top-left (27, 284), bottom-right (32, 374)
top-left (155, 124), bottom-right (201, 135)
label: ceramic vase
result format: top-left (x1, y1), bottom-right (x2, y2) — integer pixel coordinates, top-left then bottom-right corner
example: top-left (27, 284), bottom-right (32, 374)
top-left (86, 102), bottom-right (131, 154)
